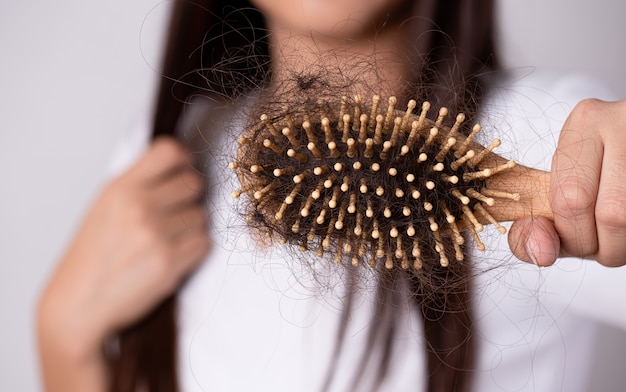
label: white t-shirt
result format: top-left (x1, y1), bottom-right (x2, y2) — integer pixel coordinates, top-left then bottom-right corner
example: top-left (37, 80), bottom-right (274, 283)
top-left (109, 71), bottom-right (623, 391)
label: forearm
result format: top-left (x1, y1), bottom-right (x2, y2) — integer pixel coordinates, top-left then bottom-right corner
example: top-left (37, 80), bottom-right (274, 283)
top-left (39, 339), bottom-right (108, 392)
top-left (37, 295), bottom-right (109, 392)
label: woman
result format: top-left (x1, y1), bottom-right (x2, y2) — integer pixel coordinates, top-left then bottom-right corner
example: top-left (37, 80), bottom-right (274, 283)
top-left (38, 0), bottom-right (626, 391)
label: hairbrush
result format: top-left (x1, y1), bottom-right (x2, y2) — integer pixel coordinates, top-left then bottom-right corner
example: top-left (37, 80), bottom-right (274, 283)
top-left (230, 95), bottom-right (552, 269)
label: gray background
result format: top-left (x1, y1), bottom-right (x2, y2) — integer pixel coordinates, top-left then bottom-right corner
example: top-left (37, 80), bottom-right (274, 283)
top-left (1, 1), bottom-right (626, 390)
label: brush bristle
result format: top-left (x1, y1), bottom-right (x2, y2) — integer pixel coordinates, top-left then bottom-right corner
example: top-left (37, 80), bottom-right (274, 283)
top-left (231, 95), bottom-right (516, 269)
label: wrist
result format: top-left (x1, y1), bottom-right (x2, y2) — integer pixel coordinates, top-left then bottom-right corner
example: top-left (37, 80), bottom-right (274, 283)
top-left (37, 290), bottom-right (108, 364)
top-left (38, 313), bottom-right (109, 392)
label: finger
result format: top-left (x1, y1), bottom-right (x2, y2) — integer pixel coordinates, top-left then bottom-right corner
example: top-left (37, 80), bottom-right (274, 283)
top-left (162, 204), bottom-right (208, 239)
top-left (127, 137), bottom-right (189, 182)
top-left (171, 229), bottom-right (211, 277)
top-left (550, 102), bottom-right (603, 257)
top-left (508, 217), bottom-right (560, 267)
top-left (147, 167), bottom-right (205, 211)
top-left (594, 107), bottom-right (626, 266)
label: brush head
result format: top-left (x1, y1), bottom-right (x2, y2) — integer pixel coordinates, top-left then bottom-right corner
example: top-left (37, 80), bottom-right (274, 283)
top-left (230, 95), bottom-right (516, 269)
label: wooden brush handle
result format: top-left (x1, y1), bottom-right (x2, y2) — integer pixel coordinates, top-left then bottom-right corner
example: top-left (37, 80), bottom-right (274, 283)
top-left (485, 165), bottom-right (552, 223)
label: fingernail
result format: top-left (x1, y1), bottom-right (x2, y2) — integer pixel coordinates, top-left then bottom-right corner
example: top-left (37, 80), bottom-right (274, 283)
top-left (525, 237), bottom-right (540, 267)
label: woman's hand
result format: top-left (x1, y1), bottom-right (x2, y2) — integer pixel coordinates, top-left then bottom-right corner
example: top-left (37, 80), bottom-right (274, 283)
top-left (37, 137), bottom-right (210, 391)
top-left (509, 99), bottom-right (626, 267)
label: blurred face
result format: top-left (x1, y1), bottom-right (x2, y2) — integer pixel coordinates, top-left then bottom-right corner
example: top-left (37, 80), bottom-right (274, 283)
top-left (251, 0), bottom-right (405, 38)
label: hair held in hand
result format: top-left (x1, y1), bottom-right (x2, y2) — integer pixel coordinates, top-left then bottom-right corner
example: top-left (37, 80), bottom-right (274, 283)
top-left (231, 95), bottom-right (529, 271)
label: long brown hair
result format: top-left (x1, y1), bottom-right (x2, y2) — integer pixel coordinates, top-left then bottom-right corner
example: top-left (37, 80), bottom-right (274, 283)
top-left (109, 1), bottom-right (497, 391)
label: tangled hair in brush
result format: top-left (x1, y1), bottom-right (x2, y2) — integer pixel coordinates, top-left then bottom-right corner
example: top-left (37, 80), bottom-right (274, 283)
top-left (231, 95), bottom-right (519, 270)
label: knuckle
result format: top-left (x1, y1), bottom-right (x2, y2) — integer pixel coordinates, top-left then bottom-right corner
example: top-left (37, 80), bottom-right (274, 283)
top-left (153, 137), bottom-right (187, 163)
top-left (100, 181), bottom-right (143, 217)
top-left (100, 178), bottom-right (127, 204)
top-left (596, 199), bottom-right (626, 230)
top-left (181, 171), bottom-right (205, 194)
top-left (570, 98), bottom-right (604, 121)
top-left (126, 199), bottom-right (152, 225)
top-left (551, 180), bottom-right (596, 219)
top-left (135, 223), bottom-right (160, 246)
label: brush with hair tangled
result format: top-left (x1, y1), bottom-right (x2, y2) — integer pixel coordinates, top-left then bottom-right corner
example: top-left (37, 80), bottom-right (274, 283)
top-left (230, 95), bottom-right (552, 269)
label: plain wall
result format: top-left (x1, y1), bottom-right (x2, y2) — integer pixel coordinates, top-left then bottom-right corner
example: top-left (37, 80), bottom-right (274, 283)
top-left (1, 1), bottom-right (625, 391)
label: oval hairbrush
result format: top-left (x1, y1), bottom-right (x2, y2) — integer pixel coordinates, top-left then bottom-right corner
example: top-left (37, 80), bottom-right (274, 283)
top-left (230, 95), bottom-right (552, 269)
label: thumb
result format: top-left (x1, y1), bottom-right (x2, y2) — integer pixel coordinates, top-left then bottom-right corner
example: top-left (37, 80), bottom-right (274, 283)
top-left (508, 217), bottom-right (560, 267)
